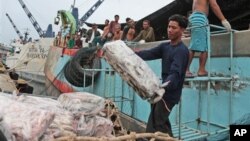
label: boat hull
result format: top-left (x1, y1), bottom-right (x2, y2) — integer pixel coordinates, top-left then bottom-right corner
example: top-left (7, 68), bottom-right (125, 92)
top-left (44, 30), bottom-right (250, 140)
top-left (6, 38), bottom-right (53, 95)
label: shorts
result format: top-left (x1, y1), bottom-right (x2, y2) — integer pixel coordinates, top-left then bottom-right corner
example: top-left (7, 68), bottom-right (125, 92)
top-left (189, 12), bottom-right (209, 52)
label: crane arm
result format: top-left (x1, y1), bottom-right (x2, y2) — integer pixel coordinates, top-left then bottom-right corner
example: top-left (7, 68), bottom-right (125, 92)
top-left (17, 0), bottom-right (44, 37)
top-left (5, 13), bottom-right (23, 40)
top-left (79, 0), bottom-right (105, 26)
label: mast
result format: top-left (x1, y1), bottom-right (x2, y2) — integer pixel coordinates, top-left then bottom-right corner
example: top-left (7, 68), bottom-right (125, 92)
top-left (72, 0), bottom-right (76, 9)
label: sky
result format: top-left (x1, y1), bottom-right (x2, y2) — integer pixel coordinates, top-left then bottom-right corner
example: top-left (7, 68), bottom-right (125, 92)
top-left (0, 0), bottom-right (173, 44)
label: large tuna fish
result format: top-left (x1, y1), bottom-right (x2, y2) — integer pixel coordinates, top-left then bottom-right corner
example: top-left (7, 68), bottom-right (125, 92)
top-left (102, 40), bottom-right (165, 103)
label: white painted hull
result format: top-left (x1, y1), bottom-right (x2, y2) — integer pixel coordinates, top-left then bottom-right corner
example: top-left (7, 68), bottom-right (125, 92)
top-left (6, 38), bottom-right (53, 94)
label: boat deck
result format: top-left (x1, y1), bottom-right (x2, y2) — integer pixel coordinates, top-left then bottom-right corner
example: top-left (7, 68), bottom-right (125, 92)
top-left (172, 122), bottom-right (229, 141)
top-left (173, 124), bottom-right (208, 140)
top-left (185, 76), bottom-right (232, 82)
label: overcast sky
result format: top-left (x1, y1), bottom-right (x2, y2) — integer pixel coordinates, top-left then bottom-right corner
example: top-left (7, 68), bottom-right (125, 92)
top-left (0, 0), bottom-right (173, 44)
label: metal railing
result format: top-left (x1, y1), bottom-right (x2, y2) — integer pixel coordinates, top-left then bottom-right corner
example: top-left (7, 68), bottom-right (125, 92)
top-left (78, 65), bottom-right (136, 117)
top-left (176, 24), bottom-right (234, 140)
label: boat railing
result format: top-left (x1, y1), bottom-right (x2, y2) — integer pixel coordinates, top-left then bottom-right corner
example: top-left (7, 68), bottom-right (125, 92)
top-left (79, 67), bottom-right (137, 117)
top-left (75, 24), bottom-right (235, 140)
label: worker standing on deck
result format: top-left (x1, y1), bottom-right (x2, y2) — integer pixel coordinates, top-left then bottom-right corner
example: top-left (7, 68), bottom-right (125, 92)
top-left (186, 0), bottom-right (232, 77)
top-left (135, 14), bottom-right (189, 137)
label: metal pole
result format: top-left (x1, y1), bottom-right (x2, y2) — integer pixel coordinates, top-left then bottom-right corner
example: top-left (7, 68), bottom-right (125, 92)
top-left (197, 81), bottom-right (202, 130)
top-left (91, 70), bottom-right (95, 93)
top-left (207, 24), bottom-right (211, 132)
top-left (83, 71), bottom-right (86, 87)
top-left (121, 80), bottom-right (124, 113)
top-left (179, 98), bottom-right (182, 140)
top-left (229, 31), bottom-right (234, 124)
top-left (72, 0), bottom-right (76, 8)
top-left (131, 88), bottom-right (135, 116)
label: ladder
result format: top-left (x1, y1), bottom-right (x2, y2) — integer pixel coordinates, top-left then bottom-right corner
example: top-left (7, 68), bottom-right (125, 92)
top-left (175, 24), bottom-right (235, 140)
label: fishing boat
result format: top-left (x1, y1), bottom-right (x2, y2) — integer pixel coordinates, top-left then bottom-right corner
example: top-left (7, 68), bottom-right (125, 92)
top-left (44, 0), bottom-right (250, 140)
top-left (4, 0), bottom-right (55, 95)
top-left (6, 38), bottom-right (53, 95)
top-left (0, 43), bottom-right (10, 62)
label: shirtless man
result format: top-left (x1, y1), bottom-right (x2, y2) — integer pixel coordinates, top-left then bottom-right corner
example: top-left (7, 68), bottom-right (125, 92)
top-left (109, 15), bottom-right (120, 36)
top-left (126, 19), bottom-right (136, 41)
top-left (112, 24), bottom-right (123, 41)
top-left (101, 19), bottom-right (110, 40)
top-left (186, 0), bottom-right (231, 77)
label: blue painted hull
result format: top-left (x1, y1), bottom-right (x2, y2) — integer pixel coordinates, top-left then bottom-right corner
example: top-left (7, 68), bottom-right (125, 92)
top-left (44, 30), bottom-right (250, 140)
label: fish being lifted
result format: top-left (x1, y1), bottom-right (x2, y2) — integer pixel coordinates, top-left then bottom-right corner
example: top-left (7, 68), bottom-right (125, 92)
top-left (102, 40), bottom-right (166, 103)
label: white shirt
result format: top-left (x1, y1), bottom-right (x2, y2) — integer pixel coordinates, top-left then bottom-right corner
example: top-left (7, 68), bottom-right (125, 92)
top-left (89, 31), bottom-right (95, 43)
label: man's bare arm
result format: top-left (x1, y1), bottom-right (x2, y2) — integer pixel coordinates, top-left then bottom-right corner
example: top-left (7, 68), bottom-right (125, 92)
top-left (209, 0), bottom-right (231, 31)
top-left (209, 0), bottom-right (225, 21)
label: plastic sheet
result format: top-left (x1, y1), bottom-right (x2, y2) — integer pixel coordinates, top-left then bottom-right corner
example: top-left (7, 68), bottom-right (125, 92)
top-left (0, 112), bottom-right (15, 141)
top-left (0, 92), bottom-right (114, 140)
top-left (58, 92), bottom-right (105, 115)
top-left (0, 94), bottom-right (55, 141)
top-left (16, 95), bottom-right (76, 139)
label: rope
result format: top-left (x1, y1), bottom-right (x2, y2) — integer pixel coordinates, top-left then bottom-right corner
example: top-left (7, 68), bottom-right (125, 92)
top-left (129, 132), bottom-right (136, 140)
top-left (37, 57), bottom-right (71, 95)
top-left (161, 99), bottom-right (171, 112)
top-left (54, 132), bottom-right (177, 141)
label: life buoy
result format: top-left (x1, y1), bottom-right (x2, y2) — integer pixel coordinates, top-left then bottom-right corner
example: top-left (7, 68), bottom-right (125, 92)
top-left (64, 47), bottom-right (101, 87)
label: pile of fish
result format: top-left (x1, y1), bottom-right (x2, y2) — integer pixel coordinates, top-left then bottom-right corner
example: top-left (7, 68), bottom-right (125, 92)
top-left (0, 92), bottom-right (114, 141)
top-left (103, 40), bottom-right (165, 103)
